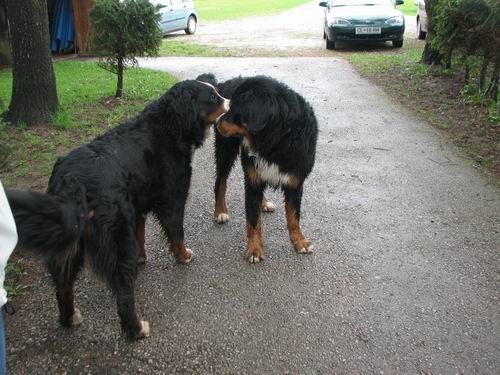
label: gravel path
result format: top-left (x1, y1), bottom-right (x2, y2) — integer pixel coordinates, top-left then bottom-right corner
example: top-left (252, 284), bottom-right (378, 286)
top-left (5, 3), bottom-right (499, 375)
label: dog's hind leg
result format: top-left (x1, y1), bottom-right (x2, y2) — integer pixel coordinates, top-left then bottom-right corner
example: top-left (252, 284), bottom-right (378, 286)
top-left (284, 186), bottom-right (313, 254)
top-left (47, 244), bottom-right (84, 328)
top-left (214, 131), bottom-right (240, 224)
top-left (110, 229), bottom-right (149, 341)
top-left (136, 213), bottom-right (147, 264)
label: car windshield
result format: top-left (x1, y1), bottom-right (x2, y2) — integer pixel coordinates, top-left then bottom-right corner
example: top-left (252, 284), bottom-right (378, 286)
top-left (330, 0), bottom-right (394, 6)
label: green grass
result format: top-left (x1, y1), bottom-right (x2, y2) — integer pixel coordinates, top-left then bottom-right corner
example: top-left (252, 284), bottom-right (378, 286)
top-left (4, 262), bottom-right (28, 299)
top-left (345, 39), bottom-right (427, 78)
top-left (397, 0), bottom-right (417, 16)
top-left (159, 39), bottom-right (234, 57)
top-left (0, 61), bottom-right (176, 187)
top-left (195, 0), bottom-right (311, 21)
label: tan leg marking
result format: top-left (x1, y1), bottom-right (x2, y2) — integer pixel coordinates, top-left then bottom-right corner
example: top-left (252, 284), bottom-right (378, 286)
top-left (246, 221), bottom-right (264, 263)
top-left (288, 175), bottom-right (302, 189)
top-left (214, 175), bottom-right (230, 224)
top-left (247, 166), bottom-right (261, 186)
top-left (285, 197), bottom-right (313, 254)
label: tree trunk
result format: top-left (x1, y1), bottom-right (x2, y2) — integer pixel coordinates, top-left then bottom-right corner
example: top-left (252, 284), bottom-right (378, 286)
top-left (479, 56), bottom-right (489, 92)
top-left (115, 56), bottom-right (124, 98)
top-left (4, 0), bottom-right (58, 126)
top-left (485, 57), bottom-right (499, 102)
top-left (420, 0), bottom-right (443, 65)
top-left (464, 63), bottom-right (470, 85)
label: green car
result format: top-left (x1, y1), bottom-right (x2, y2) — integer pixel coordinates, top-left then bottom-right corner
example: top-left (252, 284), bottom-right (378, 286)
top-left (319, 0), bottom-right (405, 50)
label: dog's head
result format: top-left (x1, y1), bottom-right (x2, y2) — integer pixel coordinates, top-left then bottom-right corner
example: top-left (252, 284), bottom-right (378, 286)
top-left (216, 76), bottom-right (279, 140)
top-left (195, 73), bottom-right (218, 88)
top-left (155, 79), bottom-right (230, 147)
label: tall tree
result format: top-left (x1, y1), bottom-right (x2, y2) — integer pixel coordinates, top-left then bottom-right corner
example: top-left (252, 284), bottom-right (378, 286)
top-left (4, 0), bottom-right (58, 126)
top-left (421, 0), bottom-right (443, 65)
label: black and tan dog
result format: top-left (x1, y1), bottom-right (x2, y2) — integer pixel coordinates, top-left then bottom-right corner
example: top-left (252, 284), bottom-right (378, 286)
top-left (6, 80), bottom-right (230, 340)
top-left (204, 75), bottom-right (318, 263)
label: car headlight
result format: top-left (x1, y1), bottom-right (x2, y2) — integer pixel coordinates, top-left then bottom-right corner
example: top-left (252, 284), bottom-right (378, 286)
top-left (385, 16), bottom-right (404, 26)
top-left (327, 17), bottom-right (351, 26)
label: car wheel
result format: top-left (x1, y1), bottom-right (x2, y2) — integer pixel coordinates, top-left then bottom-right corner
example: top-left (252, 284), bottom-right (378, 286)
top-left (326, 37), bottom-right (335, 50)
top-left (392, 39), bottom-right (403, 48)
top-left (417, 18), bottom-right (426, 40)
top-left (185, 16), bottom-right (197, 35)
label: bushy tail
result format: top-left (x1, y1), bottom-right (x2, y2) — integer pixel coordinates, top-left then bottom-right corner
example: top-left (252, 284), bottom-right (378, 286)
top-left (6, 178), bottom-right (87, 256)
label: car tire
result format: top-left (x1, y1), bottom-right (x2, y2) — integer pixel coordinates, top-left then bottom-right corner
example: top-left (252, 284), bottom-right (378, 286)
top-left (392, 39), bottom-right (403, 48)
top-left (326, 37), bottom-right (335, 50)
top-left (185, 16), bottom-right (197, 35)
top-left (416, 17), bottom-right (426, 40)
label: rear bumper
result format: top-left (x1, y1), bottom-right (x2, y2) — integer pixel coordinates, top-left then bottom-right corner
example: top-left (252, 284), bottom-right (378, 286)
top-left (326, 25), bottom-right (404, 42)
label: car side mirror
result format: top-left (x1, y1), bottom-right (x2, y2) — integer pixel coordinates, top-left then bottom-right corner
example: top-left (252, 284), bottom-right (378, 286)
top-left (395, 0), bottom-right (404, 5)
top-left (319, 1), bottom-right (328, 7)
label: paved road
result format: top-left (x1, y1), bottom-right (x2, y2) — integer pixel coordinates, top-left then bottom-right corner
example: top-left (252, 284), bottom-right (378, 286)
top-left (6, 55), bottom-right (499, 374)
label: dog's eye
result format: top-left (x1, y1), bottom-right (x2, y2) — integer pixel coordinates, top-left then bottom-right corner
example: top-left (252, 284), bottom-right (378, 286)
top-left (211, 93), bottom-right (217, 101)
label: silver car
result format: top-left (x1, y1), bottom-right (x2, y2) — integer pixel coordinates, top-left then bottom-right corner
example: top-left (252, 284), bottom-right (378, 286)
top-left (150, 0), bottom-right (198, 35)
top-left (415, 0), bottom-right (427, 39)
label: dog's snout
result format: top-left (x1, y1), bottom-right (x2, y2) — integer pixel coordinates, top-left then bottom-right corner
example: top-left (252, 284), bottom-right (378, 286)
top-left (223, 98), bottom-right (231, 112)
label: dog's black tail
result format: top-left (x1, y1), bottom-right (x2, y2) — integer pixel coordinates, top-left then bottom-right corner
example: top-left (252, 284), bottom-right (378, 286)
top-left (6, 177), bottom-right (87, 256)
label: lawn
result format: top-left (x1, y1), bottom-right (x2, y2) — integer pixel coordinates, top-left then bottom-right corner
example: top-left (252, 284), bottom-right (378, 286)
top-left (159, 39), bottom-right (235, 57)
top-left (195, 0), bottom-right (311, 21)
top-left (0, 61), bottom-right (176, 188)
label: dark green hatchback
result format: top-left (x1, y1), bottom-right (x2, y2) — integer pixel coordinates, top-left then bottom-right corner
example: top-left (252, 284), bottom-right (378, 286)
top-left (319, 0), bottom-right (405, 49)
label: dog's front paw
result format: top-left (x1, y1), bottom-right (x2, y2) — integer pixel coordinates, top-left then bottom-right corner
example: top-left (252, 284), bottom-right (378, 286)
top-left (70, 308), bottom-right (82, 327)
top-left (178, 248), bottom-right (193, 264)
top-left (138, 320), bottom-right (150, 339)
top-left (293, 240), bottom-right (314, 254)
top-left (214, 212), bottom-right (230, 224)
top-left (247, 243), bottom-right (265, 264)
top-left (261, 200), bottom-right (276, 213)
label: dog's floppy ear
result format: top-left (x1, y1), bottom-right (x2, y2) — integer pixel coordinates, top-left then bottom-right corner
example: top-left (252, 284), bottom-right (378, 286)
top-left (240, 94), bottom-right (278, 134)
top-left (196, 73), bottom-right (218, 87)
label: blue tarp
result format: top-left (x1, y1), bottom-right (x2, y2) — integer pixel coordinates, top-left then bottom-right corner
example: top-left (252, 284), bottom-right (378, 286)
top-left (50, 0), bottom-right (75, 52)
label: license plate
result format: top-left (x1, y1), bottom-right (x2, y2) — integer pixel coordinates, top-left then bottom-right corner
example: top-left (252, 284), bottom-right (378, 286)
top-left (355, 27), bottom-right (381, 35)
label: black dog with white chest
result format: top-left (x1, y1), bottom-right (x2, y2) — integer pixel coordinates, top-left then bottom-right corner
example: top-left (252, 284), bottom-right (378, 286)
top-left (6, 80), bottom-right (229, 340)
top-left (204, 75), bottom-right (318, 263)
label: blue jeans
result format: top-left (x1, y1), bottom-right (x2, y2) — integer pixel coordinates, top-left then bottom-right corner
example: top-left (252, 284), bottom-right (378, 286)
top-left (0, 310), bottom-right (5, 375)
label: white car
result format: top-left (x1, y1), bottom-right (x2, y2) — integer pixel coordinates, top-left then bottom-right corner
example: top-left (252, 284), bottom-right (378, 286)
top-left (415, 0), bottom-right (427, 39)
top-left (150, 0), bottom-right (198, 35)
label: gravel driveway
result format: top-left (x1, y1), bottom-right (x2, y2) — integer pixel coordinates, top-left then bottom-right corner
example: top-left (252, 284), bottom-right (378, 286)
top-left (167, 1), bottom-right (416, 54)
top-left (5, 3), bottom-right (499, 375)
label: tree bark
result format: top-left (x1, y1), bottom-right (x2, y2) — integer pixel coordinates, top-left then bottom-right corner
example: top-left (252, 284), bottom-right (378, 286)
top-left (4, 0), bottom-right (58, 126)
top-left (116, 57), bottom-right (124, 98)
top-left (479, 56), bottom-right (489, 92)
top-left (420, 0), bottom-right (442, 65)
top-left (485, 56), bottom-right (499, 102)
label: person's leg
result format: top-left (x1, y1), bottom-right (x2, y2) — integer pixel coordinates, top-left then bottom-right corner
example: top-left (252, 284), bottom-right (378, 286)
top-left (0, 310), bottom-right (6, 375)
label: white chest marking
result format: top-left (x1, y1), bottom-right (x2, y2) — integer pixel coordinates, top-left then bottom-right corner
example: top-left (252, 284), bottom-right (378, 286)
top-left (243, 139), bottom-right (290, 187)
